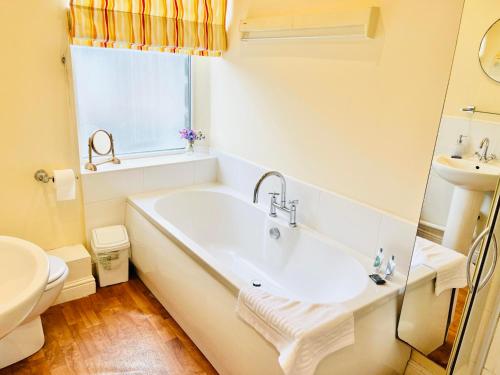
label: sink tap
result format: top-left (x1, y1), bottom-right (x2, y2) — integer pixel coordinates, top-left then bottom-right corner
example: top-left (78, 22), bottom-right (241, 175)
top-left (475, 137), bottom-right (496, 163)
top-left (253, 171), bottom-right (298, 227)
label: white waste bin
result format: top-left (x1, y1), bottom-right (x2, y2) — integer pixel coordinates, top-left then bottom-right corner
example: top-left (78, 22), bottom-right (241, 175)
top-left (91, 225), bottom-right (130, 287)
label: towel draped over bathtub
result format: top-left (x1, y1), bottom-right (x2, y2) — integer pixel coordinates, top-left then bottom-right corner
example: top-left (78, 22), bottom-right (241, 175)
top-left (412, 236), bottom-right (467, 295)
top-left (236, 287), bottom-right (354, 375)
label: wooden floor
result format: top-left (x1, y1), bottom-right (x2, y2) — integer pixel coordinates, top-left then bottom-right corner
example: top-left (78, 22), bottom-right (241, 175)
top-left (427, 287), bottom-right (468, 368)
top-left (1, 276), bottom-right (218, 375)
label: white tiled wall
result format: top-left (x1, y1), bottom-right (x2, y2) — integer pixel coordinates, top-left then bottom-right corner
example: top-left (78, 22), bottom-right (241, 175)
top-left (212, 150), bottom-right (418, 273)
top-left (81, 155), bottom-right (217, 242)
top-left (421, 115), bottom-right (500, 228)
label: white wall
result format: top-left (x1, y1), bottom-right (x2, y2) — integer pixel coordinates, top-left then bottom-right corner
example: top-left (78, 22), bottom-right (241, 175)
top-left (204, 0), bottom-right (464, 223)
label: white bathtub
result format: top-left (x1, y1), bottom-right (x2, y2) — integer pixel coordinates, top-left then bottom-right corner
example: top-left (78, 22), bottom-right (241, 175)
top-left (126, 184), bottom-right (411, 374)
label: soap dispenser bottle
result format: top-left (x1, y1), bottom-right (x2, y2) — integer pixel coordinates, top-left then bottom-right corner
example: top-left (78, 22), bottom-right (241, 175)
top-left (385, 255), bottom-right (396, 280)
top-left (451, 134), bottom-right (468, 159)
top-left (373, 248), bottom-right (384, 274)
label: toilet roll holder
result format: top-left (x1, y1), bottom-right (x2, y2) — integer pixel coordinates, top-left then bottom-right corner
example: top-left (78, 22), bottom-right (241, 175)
top-left (34, 169), bottom-right (78, 183)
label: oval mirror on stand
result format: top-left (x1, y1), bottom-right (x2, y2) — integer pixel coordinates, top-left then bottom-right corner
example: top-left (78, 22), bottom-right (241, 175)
top-left (91, 130), bottom-right (113, 155)
top-left (85, 129), bottom-right (120, 171)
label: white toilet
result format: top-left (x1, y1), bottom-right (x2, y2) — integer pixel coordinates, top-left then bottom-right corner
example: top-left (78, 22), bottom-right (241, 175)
top-left (0, 255), bottom-right (69, 369)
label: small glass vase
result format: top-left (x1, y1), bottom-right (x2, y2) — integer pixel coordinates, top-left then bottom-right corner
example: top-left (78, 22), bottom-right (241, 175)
top-left (185, 141), bottom-right (195, 154)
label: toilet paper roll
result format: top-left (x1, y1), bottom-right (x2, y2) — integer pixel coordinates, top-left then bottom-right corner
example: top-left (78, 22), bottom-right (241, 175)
top-left (54, 169), bottom-right (76, 201)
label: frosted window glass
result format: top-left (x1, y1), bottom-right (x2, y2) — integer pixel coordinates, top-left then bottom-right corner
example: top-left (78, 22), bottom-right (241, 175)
top-left (70, 46), bottom-right (190, 157)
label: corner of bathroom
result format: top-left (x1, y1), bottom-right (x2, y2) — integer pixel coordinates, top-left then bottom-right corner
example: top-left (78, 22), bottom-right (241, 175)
top-left (0, 1), bottom-right (499, 374)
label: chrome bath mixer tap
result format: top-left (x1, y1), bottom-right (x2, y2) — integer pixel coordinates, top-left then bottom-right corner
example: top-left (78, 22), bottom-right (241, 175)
top-left (253, 171), bottom-right (298, 227)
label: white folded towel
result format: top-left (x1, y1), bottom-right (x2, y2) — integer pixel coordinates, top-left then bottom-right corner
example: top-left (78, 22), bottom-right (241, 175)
top-left (412, 236), bottom-right (467, 295)
top-left (236, 287), bottom-right (354, 375)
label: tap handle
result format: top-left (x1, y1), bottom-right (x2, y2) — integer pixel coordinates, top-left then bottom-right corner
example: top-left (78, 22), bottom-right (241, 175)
top-left (288, 200), bottom-right (299, 206)
top-left (268, 192), bottom-right (280, 204)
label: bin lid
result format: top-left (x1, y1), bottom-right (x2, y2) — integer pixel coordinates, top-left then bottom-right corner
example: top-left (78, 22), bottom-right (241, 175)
top-left (91, 225), bottom-right (130, 254)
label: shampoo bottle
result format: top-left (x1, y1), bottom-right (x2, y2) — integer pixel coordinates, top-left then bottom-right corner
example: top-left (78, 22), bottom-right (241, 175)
top-left (385, 255), bottom-right (396, 280)
top-left (373, 248), bottom-right (384, 273)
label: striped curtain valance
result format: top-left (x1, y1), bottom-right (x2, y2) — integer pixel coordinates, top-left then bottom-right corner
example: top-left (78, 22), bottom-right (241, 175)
top-left (68, 0), bottom-right (227, 57)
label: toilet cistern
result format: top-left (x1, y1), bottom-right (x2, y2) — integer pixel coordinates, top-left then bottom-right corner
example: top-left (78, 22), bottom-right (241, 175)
top-left (253, 171), bottom-right (299, 227)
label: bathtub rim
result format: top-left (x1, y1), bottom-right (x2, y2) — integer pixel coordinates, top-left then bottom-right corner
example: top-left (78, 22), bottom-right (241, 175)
top-left (126, 183), bottom-right (430, 318)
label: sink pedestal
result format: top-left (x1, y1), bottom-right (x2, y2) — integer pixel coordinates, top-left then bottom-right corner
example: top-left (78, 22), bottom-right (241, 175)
top-left (442, 187), bottom-right (485, 254)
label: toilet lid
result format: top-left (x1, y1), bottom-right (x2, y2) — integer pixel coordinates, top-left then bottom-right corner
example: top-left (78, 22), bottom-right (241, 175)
top-left (47, 256), bottom-right (67, 285)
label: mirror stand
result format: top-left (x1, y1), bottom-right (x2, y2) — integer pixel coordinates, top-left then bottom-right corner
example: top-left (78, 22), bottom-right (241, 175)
top-left (85, 130), bottom-right (120, 172)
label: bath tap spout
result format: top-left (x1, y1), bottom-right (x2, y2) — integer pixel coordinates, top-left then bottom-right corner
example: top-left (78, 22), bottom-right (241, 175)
top-left (253, 171), bottom-right (286, 207)
top-left (253, 171), bottom-right (298, 227)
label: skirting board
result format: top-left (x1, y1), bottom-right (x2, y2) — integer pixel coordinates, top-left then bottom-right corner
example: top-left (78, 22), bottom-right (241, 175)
top-left (54, 276), bottom-right (96, 305)
top-left (404, 351), bottom-right (445, 375)
top-left (417, 222), bottom-right (444, 244)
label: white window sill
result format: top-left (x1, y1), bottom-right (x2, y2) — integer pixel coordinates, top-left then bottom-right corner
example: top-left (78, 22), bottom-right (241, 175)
top-left (80, 151), bottom-right (215, 176)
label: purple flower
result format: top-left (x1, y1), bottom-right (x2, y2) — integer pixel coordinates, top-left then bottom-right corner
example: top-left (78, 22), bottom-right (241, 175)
top-left (179, 128), bottom-right (205, 143)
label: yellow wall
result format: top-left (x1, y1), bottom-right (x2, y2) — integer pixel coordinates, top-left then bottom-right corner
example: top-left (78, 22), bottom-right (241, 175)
top-left (207, 0), bottom-right (464, 222)
top-left (444, 0), bottom-right (500, 120)
top-left (0, 0), bottom-right (84, 250)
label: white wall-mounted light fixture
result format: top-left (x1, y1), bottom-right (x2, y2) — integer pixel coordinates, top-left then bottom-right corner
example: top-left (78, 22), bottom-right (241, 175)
top-left (240, 7), bottom-right (379, 42)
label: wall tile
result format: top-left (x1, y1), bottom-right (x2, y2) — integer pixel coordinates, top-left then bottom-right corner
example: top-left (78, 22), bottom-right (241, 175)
top-left (377, 215), bottom-right (418, 274)
top-left (194, 158), bottom-right (217, 184)
top-left (434, 116), bottom-right (470, 155)
top-left (84, 198), bottom-right (126, 242)
top-left (214, 151), bottom-right (265, 200)
top-left (469, 119), bottom-right (500, 156)
top-left (214, 150), bottom-right (244, 192)
top-left (316, 191), bottom-right (383, 258)
top-left (214, 150), bottom-right (318, 226)
top-left (81, 158), bottom-right (214, 238)
top-left (143, 162), bottom-right (195, 192)
top-left (81, 169), bottom-right (143, 203)
top-left (285, 178), bottom-right (321, 229)
top-left (214, 150), bottom-right (417, 267)
top-left (82, 150), bottom-right (418, 280)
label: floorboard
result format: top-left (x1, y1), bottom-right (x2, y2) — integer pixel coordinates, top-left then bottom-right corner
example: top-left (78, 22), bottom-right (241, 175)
top-left (1, 276), bottom-right (218, 375)
top-left (427, 287), bottom-right (468, 368)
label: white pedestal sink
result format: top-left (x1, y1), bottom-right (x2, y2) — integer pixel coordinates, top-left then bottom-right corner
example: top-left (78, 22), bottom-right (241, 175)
top-left (432, 155), bottom-right (500, 253)
top-left (0, 236), bottom-right (49, 339)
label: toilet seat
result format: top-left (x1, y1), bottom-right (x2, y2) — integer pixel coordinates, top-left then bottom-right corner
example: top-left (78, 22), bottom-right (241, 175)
top-left (46, 256), bottom-right (68, 290)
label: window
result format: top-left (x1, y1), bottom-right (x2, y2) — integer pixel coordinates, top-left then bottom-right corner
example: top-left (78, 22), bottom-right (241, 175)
top-left (71, 46), bottom-right (191, 158)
